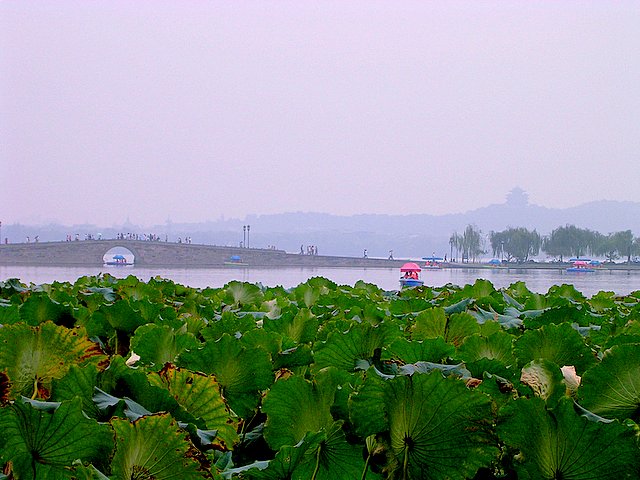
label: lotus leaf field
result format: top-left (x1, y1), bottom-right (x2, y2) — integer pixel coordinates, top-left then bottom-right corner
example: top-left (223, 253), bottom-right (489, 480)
top-left (2, 274), bottom-right (640, 479)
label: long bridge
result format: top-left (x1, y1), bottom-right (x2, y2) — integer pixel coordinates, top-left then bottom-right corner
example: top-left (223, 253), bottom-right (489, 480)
top-left (0, 240), bottom-right (405, 268)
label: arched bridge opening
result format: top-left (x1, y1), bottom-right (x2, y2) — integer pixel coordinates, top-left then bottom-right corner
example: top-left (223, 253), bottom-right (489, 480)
top-left (102, 246), bottom-right (135, 266)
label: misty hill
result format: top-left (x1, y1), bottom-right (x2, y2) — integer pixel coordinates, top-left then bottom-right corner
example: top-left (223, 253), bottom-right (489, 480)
top-left (4, 190), bottom-right (640, 260)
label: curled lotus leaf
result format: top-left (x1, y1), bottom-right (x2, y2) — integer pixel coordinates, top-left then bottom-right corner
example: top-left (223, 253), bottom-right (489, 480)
top-left (262, 375), bottom-right (334, 451)
top-left (514, 322), bottom-right (596, 374)
top-left (314, 322), bottom-right (400, 372)
top-left (520, 360), bottom-right (566, 406)
top-left (0, 397), bottom-right (113, 479)
top-left (385, 338), bottom-right (455, 364)
top-left (498, 396), bottom-right (640, 479)
top-left (263, 308), bottom-right (318, 344)
top-left (349, 371), bottom-right (497, 480)
top-left (111, 413), bottom-right (206, 479)
top-left (223, 281), bottom-right (264, 307)
top-left (19, 292), bottom-right (71, 326)
top-left (578, 343), bottom-right (640, 421)
top-left (410, 307), bottom-right (447, 340)
top-left (130, 323), bottom-right (198, 367)
top-left (177, 334), bottom-right (273, 419)
top-left (148, 364), bottom-right (239, 449)
top-left (0, 321), bottom-right (107, 400)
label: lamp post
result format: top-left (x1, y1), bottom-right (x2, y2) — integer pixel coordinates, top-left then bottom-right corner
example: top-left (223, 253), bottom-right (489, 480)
top-left (501, 241), bottom-right (504, 262)
top-left (243, 225), bottom-right (246, 248)
top-left (247, 225), bottom-right (250, 249)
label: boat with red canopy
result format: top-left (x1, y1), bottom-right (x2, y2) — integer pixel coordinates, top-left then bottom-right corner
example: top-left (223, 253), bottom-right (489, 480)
top-left (399, 262), bottom-right (424, 287)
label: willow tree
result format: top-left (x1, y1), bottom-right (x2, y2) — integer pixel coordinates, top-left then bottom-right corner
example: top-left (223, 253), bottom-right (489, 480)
top-left (490, 227), bottom-right (540, 263)
top-left (450, 225), bottom-right (484, 263)
top-left (542, 225), bottom-right (596, 261)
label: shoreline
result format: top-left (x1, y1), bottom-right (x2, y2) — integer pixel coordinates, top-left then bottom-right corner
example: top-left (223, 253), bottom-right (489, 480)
top-left (1, 241), bottom-right (640, 272)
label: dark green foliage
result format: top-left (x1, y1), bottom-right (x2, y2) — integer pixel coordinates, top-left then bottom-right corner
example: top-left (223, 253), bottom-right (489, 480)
top-left (1, 275), bottom-right (640, 478)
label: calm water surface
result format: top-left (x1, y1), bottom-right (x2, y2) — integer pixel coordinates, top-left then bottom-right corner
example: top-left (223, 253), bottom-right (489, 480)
top-left (2, 265), bottom-right (640, 297)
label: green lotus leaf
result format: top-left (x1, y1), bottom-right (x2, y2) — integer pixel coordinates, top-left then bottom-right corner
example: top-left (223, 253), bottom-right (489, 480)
top-left (349, 368), bottom-right (389, 438)
top-left (470, 306), bottom-right (523, 329)
top-left (292, 421), bottom-right (368, 480)
top-left (410, 307), bottom-right (447, 340)
top-left (0, 303), bottom-right (20, 325)
top-left (203, 311), bottom-right (257, 342)
top-left (273, 344), bottom-right (314, 369)
top-left (130, 323), bottom-right (199, 367)
top-left (445, 312), bottom-right (481, 346)
top-left (442, 297), bottom-right (473, 315)
top-left (524, 304), bottom-right (591, 329)
top-left (263, 375), bottom-right (334, 450)
top-left (0, 321), bottom-right (107, 400)
top-left (578, 343), bottom-right (640, 421)
top-left (223, 281), bottom-right (264, 307)
top-left (497, 396), bottom-right (640, 479)
top-left (80, 285), bottom-right (117, 303)
top-left (264, 308), bottom-right (318, 344)
top-left (0, 397), bottom-right (113, 479)
top-left (96, 356), bottom-right (200, 425)
top-left (314, 322), bottom-right (401, 371)
top-left (241, 328), bottom-right (283, 358)
top-left (514, 322), bottom-right (596, 373)
top-left (228, 431), bottom-right (324, 479)
top-left (111, 413), bottom-right (206, 479)
top-left (18, 292), bottom-right (72, 326)
top-left (589, 291), bottom-right (617, 312)
top-left (397, 361), bottom-right (471, 379)
top-left (148, 364), bottom-right (238, 449)
top-left (349, 371), bottom-right (497, 479)
top-left (456, 331), bottom-right (515, 365)
top-left (0, 278), bottom-right (29, 294)
top-left (502, 290), bottom-right (526, 310)
top-left (114, 274), bottom-right (164, 302)
top-left (464, 358), bottom-right (516, 382)
top-left (548, 284), bottom-right (586, 303)
top-left (389, 297), bottom-right (433, 316)
top-left (178, 334), bottom-right (273, 418)
top-left (385, 338), bottom-right (455, 364)
top-left (51, 364), bottom-right (101, 418)
top-left (468, 278), bottom-right (497, 299)
top-left (128, 298), bottom-right (168, 324)
top-left (292, 283), bottom-right (323, 308)
top-left (88, 299), bottom-right (146, 336)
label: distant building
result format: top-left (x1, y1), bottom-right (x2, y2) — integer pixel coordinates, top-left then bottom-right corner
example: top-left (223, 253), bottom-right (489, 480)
top-left (506, 187), bottom-right (528, 208)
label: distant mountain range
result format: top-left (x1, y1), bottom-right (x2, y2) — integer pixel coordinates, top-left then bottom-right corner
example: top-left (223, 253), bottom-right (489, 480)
top-left (4, 191), bottom-right (640, 259)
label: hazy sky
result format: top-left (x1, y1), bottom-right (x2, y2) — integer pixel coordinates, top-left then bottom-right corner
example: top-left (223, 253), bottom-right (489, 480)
top-left (2, 1), bottom-right (640, 227)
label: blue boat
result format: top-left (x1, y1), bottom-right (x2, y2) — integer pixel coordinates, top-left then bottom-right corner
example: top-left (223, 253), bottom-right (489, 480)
top-left (105, 254), bottom-right (133, 266)
top-left (224, 255), bottom-right (248, 266)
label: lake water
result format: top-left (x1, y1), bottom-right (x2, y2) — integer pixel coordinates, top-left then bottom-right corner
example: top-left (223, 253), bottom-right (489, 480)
top-left (1, 265), bottom-right (640, 298)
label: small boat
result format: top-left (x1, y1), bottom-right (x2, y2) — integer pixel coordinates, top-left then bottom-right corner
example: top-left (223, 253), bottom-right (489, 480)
top-left (567, 260), bottom-right (595, 273)
top-left (224, 255), bottom-right (248, 266)
top-left (400, 262), bottom-right (424, 287)
top-left (105, 254), bottom-right (133, 266)
top-left (422, 256), bottom-right (444, 269)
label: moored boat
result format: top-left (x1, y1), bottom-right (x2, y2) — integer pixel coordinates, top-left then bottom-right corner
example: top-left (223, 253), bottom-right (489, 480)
top-left (104, 254), bottom-right (133, 266)
top-left (422, 256), bottom-right (444, 269)
top-left (224, 255), bottom-right (249, 266)
top-left (567, 260), bottom-right (595, 273)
